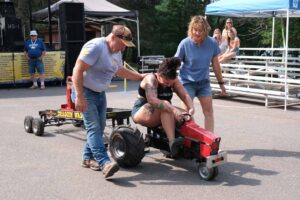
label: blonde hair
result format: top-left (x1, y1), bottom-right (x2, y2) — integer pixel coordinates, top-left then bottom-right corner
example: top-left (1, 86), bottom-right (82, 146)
top-left (187, 15), bottom-right (211, 38)
top-left (228, 28), bottom-right (236, 39)
top-left (224, 18), bottom-right (233, 30)
top-left (213, 28), bottom-right (221, 35)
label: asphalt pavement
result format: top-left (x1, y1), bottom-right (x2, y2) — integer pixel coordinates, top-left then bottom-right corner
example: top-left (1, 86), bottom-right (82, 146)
top-left (0, 80), bottom-right (299, 200)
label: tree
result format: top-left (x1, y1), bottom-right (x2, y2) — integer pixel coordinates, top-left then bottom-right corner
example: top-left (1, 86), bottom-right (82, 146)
top-left (151, 0), bottom-right (206, 56)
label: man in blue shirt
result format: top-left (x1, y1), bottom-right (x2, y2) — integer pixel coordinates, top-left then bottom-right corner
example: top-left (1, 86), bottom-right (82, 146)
top-left (24, 30), bottom-right (46, 89)
top-left (72, 25), bottom-right (144, 179)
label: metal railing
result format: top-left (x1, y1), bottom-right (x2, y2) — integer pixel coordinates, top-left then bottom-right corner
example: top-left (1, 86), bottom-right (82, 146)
top-left (210, 47), bottom-right (300, 109)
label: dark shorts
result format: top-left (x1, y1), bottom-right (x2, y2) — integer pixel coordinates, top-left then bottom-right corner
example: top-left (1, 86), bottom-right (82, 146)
top-left (28, 59), bottom-right (45, 74)
top-left (131, 98), bottom-right (147, 118)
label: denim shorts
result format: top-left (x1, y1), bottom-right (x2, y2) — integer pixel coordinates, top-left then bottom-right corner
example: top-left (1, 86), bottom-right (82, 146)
top-left (131, 98), bottom-right (147, 118)
top-left (233, 48), bottom-right (240, 56)
top-left (183, 79), bottom-right (212, 99)
top-left (28, 59), bottom-right (45, 74)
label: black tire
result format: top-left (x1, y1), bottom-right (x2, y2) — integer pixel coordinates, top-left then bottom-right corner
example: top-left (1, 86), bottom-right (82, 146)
top-left (72, 120), bottom-right (83, 127)
top-left (32, 118), bottom-right (44, 136)
top-left (197, 164), bottom-right (219, 181)
top-left (24, 116), bottom-right (34, 133)
top-left (109, 125), bottom-right (145, 167)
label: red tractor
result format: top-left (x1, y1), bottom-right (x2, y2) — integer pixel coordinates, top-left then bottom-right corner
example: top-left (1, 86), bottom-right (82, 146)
top-left (24, 77), bottom-right (227, 181)
top-left (109, 118), bottom-right (227, 181)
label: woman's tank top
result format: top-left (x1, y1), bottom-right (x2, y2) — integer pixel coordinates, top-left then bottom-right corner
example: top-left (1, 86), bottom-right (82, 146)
top-left (138, 74), bottom-right (173, 102)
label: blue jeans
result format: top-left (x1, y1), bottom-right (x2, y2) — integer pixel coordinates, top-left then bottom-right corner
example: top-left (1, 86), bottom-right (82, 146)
top-left (72, 87), bottom-right (110, 167)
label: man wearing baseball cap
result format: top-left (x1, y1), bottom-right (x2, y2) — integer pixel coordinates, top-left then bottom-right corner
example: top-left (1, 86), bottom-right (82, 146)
top-left (24, 30), bottom-right (46, 89)
top-left (72, 25), bottom-right (144, 178)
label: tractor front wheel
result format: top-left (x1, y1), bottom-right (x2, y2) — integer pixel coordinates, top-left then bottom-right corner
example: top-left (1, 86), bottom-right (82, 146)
top-left (197, 163), bottom-right (219, 181)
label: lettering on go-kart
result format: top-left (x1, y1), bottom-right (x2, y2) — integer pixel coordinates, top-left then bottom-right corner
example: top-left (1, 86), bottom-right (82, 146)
top-left (57, 110), bottom-right (74, 118)
top-left (74, 111), bottom-right (83, 119)
top-left (57, 110), bottom-right (83, 119)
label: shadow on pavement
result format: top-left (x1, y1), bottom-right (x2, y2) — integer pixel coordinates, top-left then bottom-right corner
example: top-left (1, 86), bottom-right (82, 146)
top-left (228, 149), bottom-right (300, 161)
top-left (106, 150), bottom-right (280, 187)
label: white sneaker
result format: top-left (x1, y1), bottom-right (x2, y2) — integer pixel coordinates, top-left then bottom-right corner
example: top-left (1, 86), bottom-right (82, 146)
top-left (40, 85), bottom-right (45, 90)
top-left (29, 85), bottom-right (38, 89)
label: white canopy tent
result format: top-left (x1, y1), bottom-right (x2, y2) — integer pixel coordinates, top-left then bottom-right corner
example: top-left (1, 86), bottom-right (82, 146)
top-left (32, 0), bottom-right (140, 56)
top-left (205, 0), bottom-right (300, 110)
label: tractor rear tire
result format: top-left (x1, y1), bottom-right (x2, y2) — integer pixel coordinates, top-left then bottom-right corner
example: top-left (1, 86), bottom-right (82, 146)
top-left (24, 116), bottom-right (34, 133)
top-left (32, 118), bottom-right (44, 136)
top-left (109, 125), bottom-right (145, 168)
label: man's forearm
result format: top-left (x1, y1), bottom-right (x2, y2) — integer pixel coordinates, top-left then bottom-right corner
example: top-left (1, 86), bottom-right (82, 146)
top-left (117, 67), bottom-right (143, 80)
top-left (72, 68), bottom-right (84, 98)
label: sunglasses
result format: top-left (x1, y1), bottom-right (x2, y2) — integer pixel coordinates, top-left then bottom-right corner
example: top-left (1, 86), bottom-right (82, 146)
top-left (226, 21), bottom-right (233, 24)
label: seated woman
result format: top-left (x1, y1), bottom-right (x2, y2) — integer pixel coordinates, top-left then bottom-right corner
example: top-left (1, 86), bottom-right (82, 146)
top-left (213, 28), bottom-right (227, 55)
top-left (219, 28), bottom-right (240, 63)
top-left (131, 57), bottom-right (195, 156)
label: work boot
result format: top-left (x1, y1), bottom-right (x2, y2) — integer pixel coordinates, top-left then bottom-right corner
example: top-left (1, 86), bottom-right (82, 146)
top-left (81, 160), bottom-right (90, 168)
top-left (169, 137), bottom-right (183, 156)
top-left (81, 160), bottom-right (100, 171)
top-left (102, 162), bottom-right (119, 178)
top-left (89, 160), bottom-right (100, 171)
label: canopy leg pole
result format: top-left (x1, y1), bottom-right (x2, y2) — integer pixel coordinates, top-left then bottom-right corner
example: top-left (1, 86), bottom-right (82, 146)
top-left (271, 16), bottom-right (275, 56)
top-left (284, 10), bottom-right (289, 111)
top-left (136, 16), bottom-right (140, 57)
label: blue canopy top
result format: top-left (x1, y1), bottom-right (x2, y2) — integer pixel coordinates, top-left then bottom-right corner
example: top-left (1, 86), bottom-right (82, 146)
top-left (205, 0), bottom-right (300, 18)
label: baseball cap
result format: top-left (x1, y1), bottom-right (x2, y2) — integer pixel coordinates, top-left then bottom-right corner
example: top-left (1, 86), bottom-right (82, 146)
top-left (112, 25), bottom-right (135, 47)
top-left (30, 30), bottom-right (38, 36)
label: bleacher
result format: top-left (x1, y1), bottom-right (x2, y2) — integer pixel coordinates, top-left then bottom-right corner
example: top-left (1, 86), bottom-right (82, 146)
top-left (210, 48), bottom-right (300, 109)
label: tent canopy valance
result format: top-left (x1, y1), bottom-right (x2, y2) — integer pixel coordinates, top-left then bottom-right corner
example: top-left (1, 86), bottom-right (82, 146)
top-left (32, 0), bottom-right (137, 21)
top-left (32, 0), bottom-right (140, 56)
top-left (205, 0), bottom-right (300, 18)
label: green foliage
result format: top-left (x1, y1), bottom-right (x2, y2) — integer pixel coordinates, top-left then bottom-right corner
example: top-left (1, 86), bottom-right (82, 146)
top-left (151, 0), bottom-right (205, 56)
top-left (12, 0), bottom-right (300, 60)
top-left (260, 18), bottom-right (300, 48)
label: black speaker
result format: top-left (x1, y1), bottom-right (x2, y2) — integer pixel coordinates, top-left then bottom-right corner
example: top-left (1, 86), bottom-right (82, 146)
top-left (64, 42), bottom-right (84, 77)
top-left (1, 17), bottom-right (24, 51)
top-left (59, 2), bottom-right (85, 78)
top-left (59, 2), bottom-right (85, 46)
top-left (0, 2), bottom-right (16, 17)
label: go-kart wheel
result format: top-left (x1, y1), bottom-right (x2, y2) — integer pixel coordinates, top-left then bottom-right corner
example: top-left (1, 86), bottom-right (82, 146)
top-left (109, 125), bottom-right (145, 167)
top-left (197, 164), bottom-right (219, 181)
top-left (32, 118), bottom-right (44, 136)
top-left (24, 116), bottom-right (34, 133)
top-left (72, 120), bottom-right (83, 127)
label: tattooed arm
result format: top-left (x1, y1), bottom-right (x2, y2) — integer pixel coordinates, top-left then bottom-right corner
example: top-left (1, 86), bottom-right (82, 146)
top-left (141, 74), bottom-right (173, 112)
